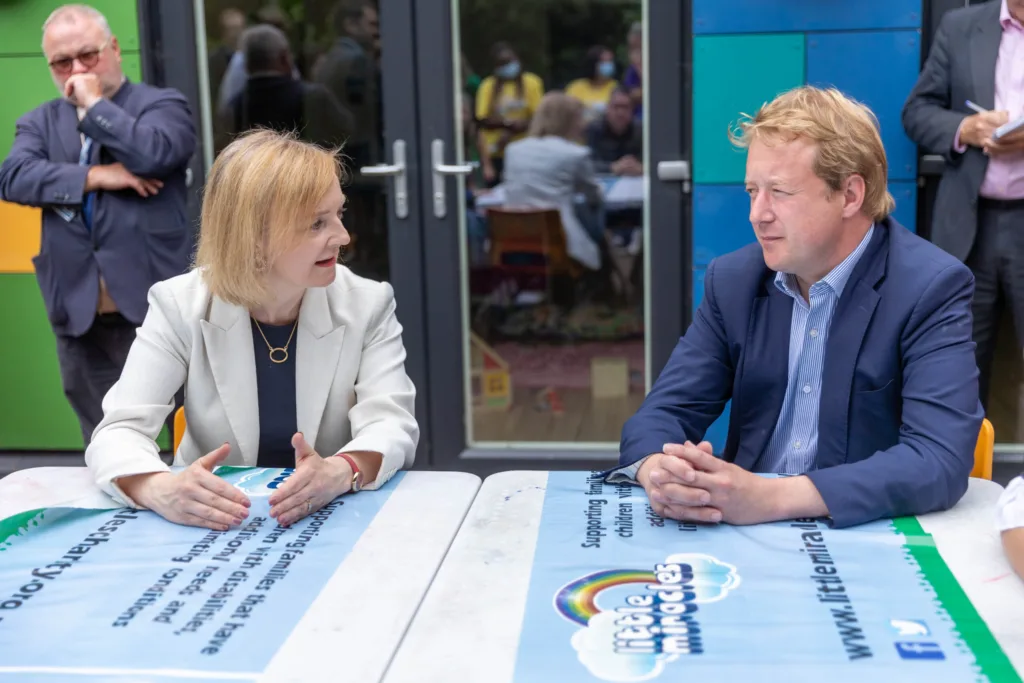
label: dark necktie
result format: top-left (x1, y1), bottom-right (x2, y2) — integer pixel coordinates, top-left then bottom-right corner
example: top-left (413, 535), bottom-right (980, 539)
top-left (79, 136), bottom-right (95, 232)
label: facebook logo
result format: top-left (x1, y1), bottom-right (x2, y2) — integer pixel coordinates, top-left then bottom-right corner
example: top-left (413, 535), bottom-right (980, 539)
top-left (894, 641), bottom-right (946, 660)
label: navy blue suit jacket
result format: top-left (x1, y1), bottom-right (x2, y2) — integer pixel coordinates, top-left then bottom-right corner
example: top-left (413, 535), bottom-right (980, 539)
top-left (0, 80), bottom-right (196, 337)
top-left (620, 219), bottom-right (983, 528)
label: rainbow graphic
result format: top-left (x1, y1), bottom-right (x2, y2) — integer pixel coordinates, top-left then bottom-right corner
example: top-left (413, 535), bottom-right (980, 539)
top-left (554, 569), bottom-right (655, 626)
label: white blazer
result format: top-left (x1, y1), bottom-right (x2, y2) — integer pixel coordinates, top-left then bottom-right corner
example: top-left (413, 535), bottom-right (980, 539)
top-left (85, 265), bottom-right (419, 506)
top-left (502, 135), bottom-right (603, 270)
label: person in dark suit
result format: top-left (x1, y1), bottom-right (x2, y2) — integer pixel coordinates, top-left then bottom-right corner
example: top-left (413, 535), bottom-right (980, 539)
top-left (0, 4), bottom-right (196, 445)
top-left (902, 0), bottom-right (1024, 408)
top-left (610, 86), bottom-right (983, 529)
top-left (223, 24), bottom-right (353, 150)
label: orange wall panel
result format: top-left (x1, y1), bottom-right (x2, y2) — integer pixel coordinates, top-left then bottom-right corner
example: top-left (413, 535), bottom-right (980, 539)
top-left (0, 200), bottom-right (40, 273)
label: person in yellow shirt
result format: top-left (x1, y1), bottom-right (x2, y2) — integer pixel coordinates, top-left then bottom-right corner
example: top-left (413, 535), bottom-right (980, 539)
top-left (475, 42), bottom-right (544, 187)
top-left (565, 45), bottom-right (619, 125)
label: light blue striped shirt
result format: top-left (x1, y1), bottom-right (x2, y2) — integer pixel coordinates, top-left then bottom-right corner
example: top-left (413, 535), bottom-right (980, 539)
top-left (756, 226), bottom-right (875, 474)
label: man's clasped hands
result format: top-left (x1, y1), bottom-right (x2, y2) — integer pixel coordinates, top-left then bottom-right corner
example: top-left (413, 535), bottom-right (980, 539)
top-left (636, 441), bottom-right (824, 526)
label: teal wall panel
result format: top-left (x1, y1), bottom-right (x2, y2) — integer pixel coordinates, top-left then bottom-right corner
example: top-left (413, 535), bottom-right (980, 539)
top-left (693, 34), bottom-right (806, 184)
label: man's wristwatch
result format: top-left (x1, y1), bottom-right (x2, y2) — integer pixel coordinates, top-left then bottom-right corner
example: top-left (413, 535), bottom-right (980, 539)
top-left (336, 453), bottom-right (363, 493)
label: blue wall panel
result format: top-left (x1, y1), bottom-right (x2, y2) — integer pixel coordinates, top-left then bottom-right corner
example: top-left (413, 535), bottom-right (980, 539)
top-left (806, 31), bottom-right (921, 182)
top-left (889, 181), bottom-right (917, 233)
top-left (693, 0), bottom-right (922, 35)
top-left (693, 184), bottom-right (755, 267)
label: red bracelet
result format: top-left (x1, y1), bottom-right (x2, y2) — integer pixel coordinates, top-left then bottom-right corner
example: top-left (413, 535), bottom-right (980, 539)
top-left (335, 452), bottom-right (360, 476)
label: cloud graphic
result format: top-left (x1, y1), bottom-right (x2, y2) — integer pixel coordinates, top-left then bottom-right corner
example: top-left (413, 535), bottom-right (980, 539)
top-left (663, 553), bottom-right (741, 603)
top-left (571, 612), bottom-right (676, 682)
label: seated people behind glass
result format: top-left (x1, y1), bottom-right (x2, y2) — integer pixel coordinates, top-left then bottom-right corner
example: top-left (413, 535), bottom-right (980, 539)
top-left (609, 86), bottom-right (983, 529)
top-left (565, 45), bottom-right (619, 125)
top-left (475, 41), bottom-right (544, 187)
top-left (85, 130), bottom-right (419, 531)
top-left (998, 474), bottom-right (1024, 581)
top-left (586, 88), bottom-right (642, 176)
top-left (502, 92), bottom-right (604, 271)
top-left (223, 24), bottom-right (353, 150)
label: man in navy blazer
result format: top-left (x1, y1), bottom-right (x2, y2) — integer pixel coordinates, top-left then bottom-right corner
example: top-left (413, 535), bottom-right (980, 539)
top-left (0, 4), bottom-right (196, 444)
top-left (612, 86), bottom-right (983, 529)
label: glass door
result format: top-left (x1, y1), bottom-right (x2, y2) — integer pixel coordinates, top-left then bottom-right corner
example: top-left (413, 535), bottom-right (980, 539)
top-left (413, 0), bottom-right (691, 470)
top-left (195, 0), bottom-right (432, 462)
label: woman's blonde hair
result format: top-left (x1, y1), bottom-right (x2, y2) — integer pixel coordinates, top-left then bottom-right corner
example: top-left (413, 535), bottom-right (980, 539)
top-left (194, 129), bottom-right (345, 308)
top-left (729, 86), bottom-right (895, 221)
top-left (528, 91), bottom-right (584, 139)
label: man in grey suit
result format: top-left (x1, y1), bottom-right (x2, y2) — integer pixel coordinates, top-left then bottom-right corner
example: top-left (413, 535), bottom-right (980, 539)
top-left (0, 4), bottom-right (196, 444)
top-left (903, 0), bottom-right (1024, 408)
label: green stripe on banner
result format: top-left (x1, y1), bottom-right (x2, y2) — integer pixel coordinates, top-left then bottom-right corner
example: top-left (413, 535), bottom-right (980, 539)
top-left (0, 509), bottom-right (45, 550)
top-left (893, 516), bottom-right (1021, 683)
top-left (214, 466), bottom-right (259, 477)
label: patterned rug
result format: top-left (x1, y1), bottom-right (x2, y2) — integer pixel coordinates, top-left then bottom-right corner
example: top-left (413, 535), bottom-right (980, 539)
top-left (492, 340), bottom-right (646, 390)
top-left (487, 303), bottom-right (644, 343)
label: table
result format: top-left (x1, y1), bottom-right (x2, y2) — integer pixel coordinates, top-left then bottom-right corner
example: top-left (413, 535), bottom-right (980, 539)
top-left (0, 466), bottom-right (480, 683)
top-left (475, 175), bottom-right (645, 211)
top-left (384, 471), bottom-right (1024, 683)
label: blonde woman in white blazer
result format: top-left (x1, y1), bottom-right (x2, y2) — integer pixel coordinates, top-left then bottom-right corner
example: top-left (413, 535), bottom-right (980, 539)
top-left (85, 129), bottom-right (418, 531)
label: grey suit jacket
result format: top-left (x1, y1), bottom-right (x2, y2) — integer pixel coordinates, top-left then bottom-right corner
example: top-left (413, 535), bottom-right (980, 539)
top-left (0, 80), bottom-right (196, 337)
top-left (902, 0), bottom-right (1002, 262)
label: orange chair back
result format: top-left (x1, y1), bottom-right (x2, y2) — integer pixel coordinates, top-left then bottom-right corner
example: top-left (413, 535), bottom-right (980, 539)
top-left (487, 208), bottom-right (577, 276)
top-left (173, 406), bottom-right (186, 454)
top-left (972, 417), bottom-right (994, 480)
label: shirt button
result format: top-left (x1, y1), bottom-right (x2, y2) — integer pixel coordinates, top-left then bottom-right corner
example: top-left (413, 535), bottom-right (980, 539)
top-left (803, 384), bottom-right (811, 394)
top-left (794, 441), bottom-right (802, 449)
top-left (809, 329), bottom-right (818, 338)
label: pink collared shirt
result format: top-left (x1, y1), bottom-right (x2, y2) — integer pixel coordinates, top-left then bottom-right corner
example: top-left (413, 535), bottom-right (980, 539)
top-left (954, 0), bottom-right (1024, 199)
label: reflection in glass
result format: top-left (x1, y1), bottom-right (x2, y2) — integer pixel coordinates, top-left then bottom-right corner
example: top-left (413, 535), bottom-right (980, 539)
top-left (457, 0), bottom-right (646, 445)
top-left (202, 0), bottom-right (387, 281)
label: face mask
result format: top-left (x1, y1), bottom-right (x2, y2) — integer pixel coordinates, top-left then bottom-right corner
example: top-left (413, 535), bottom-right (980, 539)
top-left (597, 61), bottom-right (615, 79)
top-left (496, 61), bottom-right (521, 80)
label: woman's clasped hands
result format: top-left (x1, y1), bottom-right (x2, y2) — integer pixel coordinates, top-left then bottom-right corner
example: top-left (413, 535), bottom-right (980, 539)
top-left (117, 433), bottom-right (356, 531)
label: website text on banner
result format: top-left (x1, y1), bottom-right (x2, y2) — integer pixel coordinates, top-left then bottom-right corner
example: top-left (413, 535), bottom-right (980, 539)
top-left (512, 471), bottom-right (1019, 683)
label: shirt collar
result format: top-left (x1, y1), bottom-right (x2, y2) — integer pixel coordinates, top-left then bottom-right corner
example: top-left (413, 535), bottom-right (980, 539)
top-left (774, 225), bottom-right (875, 299)
top-left (1001, 0), bottom-right (1023, 31)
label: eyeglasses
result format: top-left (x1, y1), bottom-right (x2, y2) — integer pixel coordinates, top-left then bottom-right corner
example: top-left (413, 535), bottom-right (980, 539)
top-left (48, 41), bottom-right (107, 75)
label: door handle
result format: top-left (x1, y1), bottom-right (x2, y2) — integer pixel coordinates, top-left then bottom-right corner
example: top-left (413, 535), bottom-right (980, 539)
top-left (431, 139), bottom-right (474, 218)
top-left (656, 159), bottom-right (691, 193)
top-left (359, 140), bottom-right (408, 219)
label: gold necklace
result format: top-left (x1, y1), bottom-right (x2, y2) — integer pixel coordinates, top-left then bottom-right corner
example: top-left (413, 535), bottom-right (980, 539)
top-left (252, 318), bottom-right (297, 364)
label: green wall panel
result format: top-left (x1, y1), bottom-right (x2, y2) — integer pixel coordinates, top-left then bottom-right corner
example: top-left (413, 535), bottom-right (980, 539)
top-left (0, 274), bottom-right (83, 449)
top-left (693, 34), bottom-right (806, 184)
top-left (0, 0), bottom-right (139, 55)
top-left (0, 273), bottom-right (170, 451)
top-left (0, 51), bottom-right (141, 159)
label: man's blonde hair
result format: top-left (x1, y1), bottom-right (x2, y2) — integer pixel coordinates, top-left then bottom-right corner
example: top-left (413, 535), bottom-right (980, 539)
top-left (529, 92), bottom-right (584, 139)
top-left (194, 129), bottom-right (345, 308)
top-left (730, 86), bottom-right (895, 221)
